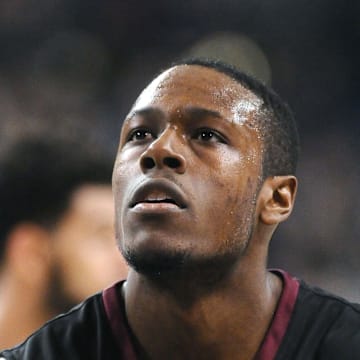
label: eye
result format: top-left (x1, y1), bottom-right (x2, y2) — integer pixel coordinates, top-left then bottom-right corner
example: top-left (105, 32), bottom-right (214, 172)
top-left (127, 128), bottom-right (155, 142)
top-left (193, 128), bottom-right (227, 144)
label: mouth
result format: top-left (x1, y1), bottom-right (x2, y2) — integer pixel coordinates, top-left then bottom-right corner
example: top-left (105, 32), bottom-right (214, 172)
top-left (129, 179), bottom-right (187, 210)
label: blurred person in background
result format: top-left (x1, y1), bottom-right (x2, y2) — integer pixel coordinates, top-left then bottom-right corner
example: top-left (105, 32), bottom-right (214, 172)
top-left (0, 136), bottom-right (127, 349)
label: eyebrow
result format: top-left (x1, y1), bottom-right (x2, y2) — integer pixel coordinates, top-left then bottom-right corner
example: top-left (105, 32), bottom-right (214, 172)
top-left (128, 107), bottom-right (164, 120)
top-left (183, 107), bottom-right (222, 120)
top-left (128, 106), bottom-right (222, 121)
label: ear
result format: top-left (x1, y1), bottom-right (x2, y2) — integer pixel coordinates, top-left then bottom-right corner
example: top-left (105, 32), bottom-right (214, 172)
top-left (258, 175), bottom-right (298, 225)
top-left (5, 223), bottom-right (52, 287)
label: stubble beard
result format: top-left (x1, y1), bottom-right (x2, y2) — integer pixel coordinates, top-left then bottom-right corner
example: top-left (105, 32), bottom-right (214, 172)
top-left (117, 174), bottom-right (260, 280)
top-left (119, 204), bottom-right (256, 280)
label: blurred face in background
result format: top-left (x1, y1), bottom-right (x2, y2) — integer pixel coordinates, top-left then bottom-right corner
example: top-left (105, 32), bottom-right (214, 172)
top-left (47, 184), bottom-right (127, 312)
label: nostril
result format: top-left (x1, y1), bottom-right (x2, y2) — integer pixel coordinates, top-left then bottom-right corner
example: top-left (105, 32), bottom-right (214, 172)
top-left (142, 157), bottom-right (156, 169)
top-left (164, 157), bottom-right (181, 169)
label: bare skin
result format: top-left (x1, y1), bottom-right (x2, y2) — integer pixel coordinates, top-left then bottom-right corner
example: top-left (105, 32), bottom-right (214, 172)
top-left (113, 65), bottom-right (297, 359)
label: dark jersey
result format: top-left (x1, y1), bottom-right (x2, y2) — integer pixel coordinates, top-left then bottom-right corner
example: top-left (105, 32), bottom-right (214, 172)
top-left (1, 270), bottom-right (359, 359)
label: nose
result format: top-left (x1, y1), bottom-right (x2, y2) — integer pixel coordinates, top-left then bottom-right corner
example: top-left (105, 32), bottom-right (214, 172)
top-left (140, 129), bottom-right (186, 174)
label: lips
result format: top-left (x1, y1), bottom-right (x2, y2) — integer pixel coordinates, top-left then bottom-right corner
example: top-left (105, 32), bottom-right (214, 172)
top-left (129, 178), bottom-right (187, 209)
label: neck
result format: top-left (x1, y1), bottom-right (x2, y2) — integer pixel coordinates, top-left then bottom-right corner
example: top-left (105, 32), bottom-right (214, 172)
top-left (124, 256), bottom-right (282, 360)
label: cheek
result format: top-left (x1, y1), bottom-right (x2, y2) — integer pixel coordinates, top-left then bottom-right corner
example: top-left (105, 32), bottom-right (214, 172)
top-left (113, 157), bottom-right (143, 247)
top-left (113, 145), bottom-right (142, 181)
top-left (113, 157), bottom-right (137, 213)
top-left (193, 163), bottom-right (258, 247)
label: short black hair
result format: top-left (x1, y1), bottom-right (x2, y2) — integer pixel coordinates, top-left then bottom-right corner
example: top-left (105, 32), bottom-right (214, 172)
top-left (173, 58), bottom-right (300, 179)
top-left (0, 137), bottom-right (113, 259)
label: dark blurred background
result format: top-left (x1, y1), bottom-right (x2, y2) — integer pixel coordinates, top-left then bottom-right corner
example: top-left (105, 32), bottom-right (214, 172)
top-left (1, 0), bottom-right (359, 300)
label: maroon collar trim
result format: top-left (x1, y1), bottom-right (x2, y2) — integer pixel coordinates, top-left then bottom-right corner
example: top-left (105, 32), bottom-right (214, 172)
top-left (102, 270), bottom-right (299, 360)
top-left (102, 281), bottom-right (138, 359)
top-left (255, 270), bottom-right (299, 360)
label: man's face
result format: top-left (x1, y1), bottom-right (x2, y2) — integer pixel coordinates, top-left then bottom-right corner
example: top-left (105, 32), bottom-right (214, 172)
top-left (47, 185), bottom-right (127, 311)
top-left (113, 65), bottom-right (264, 274)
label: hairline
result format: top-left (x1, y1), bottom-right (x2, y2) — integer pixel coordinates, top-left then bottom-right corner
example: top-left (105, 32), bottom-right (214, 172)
top-left (168, 62), bottom-right (274, 180)
top-left (169, 59), bottom-right (299, 178)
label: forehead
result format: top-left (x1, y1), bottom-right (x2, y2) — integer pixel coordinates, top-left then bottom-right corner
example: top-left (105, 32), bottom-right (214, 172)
top-left (128, 65), bottom-right (263, 126)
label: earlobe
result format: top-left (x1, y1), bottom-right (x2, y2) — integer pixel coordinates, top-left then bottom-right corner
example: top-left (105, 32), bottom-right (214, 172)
top-left (259, 176), bottom-right (298, 225)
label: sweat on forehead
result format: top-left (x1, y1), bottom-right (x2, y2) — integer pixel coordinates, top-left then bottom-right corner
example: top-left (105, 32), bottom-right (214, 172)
top-left (122, 60), bottom-right (299, 179)
top-left (128, 64), bottom-right (264, 127)
top-left (171, 59), bottom-right (300, 178)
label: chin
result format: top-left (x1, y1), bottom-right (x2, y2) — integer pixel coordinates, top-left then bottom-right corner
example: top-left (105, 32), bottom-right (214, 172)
top-left (121, 246), bottom-right (189, 276)
top-left (121, 243), bottom-right (247, 283)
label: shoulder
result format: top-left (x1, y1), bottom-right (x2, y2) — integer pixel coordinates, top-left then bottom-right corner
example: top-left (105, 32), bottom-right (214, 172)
top-left (0, 292), bottom-right (117, 359)
top-left (279, 279), bottom-right (360, 359)
top-left (298, 281), bottom-right (360, 327)
top-left (300, 283), bottom-right (360, 355)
